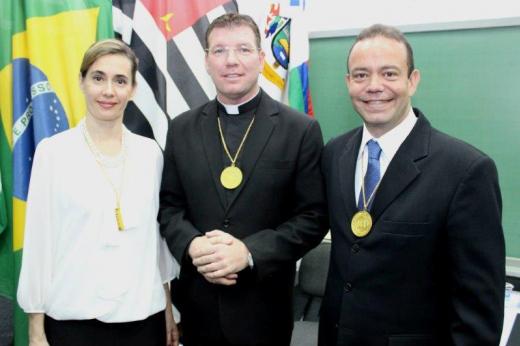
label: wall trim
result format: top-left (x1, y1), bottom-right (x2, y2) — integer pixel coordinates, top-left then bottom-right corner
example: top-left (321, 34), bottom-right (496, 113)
top-left (309, 17), bottom-right (520, 39)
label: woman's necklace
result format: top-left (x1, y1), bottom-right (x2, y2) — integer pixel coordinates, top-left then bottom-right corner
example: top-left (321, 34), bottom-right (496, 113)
top-left (82, 122), bottom-right (127, 231)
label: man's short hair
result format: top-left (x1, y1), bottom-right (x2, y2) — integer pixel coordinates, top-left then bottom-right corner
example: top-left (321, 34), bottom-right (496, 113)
top-left (347, 24), bottom-right (415, 77)
top-left (205, 13), bottom-right (261, 49)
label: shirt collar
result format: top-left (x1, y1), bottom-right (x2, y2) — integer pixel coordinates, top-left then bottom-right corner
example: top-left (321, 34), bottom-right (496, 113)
top-left (217, 88), bottom-right (261, 115)
top-left (358, 107), bottom-right (418, 161)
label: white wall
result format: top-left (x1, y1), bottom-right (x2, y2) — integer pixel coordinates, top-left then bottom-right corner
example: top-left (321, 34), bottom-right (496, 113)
top-left (306, 0), bottom-right (520, 34)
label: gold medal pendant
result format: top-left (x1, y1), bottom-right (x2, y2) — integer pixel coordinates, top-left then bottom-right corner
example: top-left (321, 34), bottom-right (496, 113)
top-left (220, 165), bottom-right (243, 190)
top-left (115, 207), bottom-right (125, 231)
top-left (217, 115), bottom-right (255, 190)
top-left (351, 210), bottom-right (372, 237)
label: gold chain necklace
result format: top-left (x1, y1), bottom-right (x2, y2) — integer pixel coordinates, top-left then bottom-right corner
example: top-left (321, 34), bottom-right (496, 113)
top-left (82, 122), bottom-right (126, 231)
top-left (217, 114), bottom-right (255, 190)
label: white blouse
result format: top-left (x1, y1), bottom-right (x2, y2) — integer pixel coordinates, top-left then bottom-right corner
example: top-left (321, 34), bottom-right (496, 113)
top-left (17, 122), bottom-right (177, 323)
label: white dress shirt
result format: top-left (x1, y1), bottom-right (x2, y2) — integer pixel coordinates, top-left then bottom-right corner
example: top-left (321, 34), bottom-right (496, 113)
top-left (17, 121), bottom-right (177, 322)
top-left (354, 108), bottom-right (418, 204)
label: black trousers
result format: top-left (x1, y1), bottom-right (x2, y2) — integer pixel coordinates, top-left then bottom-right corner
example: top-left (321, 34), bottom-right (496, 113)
top-left (182, 329), bottom-right (289, 346)
top-left (183, 339), bottom-right (288, 346)
top-left (44, 311), bottom-right (166, 346)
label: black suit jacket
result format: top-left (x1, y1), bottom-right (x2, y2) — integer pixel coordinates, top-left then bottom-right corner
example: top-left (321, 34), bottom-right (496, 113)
top-left (159, 91), bottom-right (328, 345)
top-left (319, 109), bottom-right (505, 346)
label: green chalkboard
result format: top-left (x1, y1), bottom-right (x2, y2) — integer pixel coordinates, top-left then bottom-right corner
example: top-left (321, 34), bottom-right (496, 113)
top-left (309, 25), bottom-right (520, 258)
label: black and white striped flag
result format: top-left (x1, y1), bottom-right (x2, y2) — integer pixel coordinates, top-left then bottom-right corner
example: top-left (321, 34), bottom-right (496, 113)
top-left (112, 0), bottom-right (238, 148)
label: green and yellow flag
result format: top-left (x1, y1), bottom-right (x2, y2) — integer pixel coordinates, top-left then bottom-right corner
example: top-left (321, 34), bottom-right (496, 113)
top-left (0, 1), bottom-right (112, 344)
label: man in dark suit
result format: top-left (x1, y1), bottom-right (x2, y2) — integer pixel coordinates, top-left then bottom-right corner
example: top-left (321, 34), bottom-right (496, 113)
top-left (319, 24), bottom-right (505, 346)
top-left (159, 13), bottom-right (328, 346)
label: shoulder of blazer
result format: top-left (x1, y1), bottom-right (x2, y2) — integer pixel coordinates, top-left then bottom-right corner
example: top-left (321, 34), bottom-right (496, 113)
top-left (255, 88), bottom-right (316, 126)
top-left (431, 128), bottom-right (489, 162)
top-left (410, 108), bottom-right (491, 165)
top-left (324, 126), bottom-right (362, 155)
top-left (256, 89), bottom-right (280, 117)
top-left (259, 94), bottom-right (322, 139)
top-left (321, 126), bottom-right (362, 177)
top-left (171, 102), bottom-right (210, 125)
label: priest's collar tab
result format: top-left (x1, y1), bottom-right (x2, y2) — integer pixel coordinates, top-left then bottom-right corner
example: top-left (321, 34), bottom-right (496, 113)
top-left (217, 89), bottom-right (262, 115)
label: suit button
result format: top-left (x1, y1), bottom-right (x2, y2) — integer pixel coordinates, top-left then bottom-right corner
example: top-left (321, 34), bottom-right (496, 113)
top-left (351, 244), bottom-right (360, 253)
top-left (344, 283), bottom-right (352, 292)
top-left (223, 218), bottom-right (231, 228)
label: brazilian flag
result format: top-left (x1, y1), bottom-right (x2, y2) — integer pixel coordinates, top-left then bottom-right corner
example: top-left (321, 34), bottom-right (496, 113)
top-left (0, 1), bottom-right (112, 344)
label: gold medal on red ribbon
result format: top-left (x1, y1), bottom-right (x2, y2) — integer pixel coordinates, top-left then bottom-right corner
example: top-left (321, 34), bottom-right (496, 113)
top-left (351, 210), bottom-right (372, 237)
top-left (220, 165), bottom-right (243, 190)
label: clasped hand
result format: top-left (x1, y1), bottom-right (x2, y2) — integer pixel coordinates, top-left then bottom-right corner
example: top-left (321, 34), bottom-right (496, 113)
top-left (188, 230), bottom-right (249, 285)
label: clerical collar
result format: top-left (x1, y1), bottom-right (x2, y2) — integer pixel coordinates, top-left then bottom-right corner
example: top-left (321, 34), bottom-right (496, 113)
top-left (217, 89), bottom-right (262, 115)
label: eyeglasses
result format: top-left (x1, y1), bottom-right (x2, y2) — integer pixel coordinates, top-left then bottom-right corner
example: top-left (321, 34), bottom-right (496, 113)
top-left (205, 45), bottom-right (260, 58)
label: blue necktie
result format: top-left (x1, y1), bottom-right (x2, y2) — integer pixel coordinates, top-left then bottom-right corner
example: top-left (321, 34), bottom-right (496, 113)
top-left (358, 139), bottom-right (382, 210)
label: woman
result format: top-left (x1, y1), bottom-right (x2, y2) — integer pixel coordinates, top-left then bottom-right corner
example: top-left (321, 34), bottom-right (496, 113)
top-left (17, 39), bottom-right (178, 346)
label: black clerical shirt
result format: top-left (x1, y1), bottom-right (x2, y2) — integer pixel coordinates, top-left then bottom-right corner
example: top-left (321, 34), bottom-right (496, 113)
top-left (216, 91), bottom-right (262, 205)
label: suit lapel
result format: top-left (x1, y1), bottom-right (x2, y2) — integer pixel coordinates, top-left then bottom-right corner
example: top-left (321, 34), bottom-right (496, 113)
top-left (338, 129), bottom-right (363, 220)
top-left (225, 92), bottom-right (276, 213)
top-left (370, 111), bottom-right (431, 222)
top-left (200, 100), bottom-right (227, 210)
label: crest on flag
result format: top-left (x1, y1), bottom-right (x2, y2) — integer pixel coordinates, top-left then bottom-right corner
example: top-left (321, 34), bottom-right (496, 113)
top-left (254, 1), bottom-right (313, 115)
top-left (260, 3), bottom-right (291, 96)
top-left (265, 5), bottom-right (291, 70)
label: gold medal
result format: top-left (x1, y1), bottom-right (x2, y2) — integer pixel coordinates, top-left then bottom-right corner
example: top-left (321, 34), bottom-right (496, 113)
top-left (352, 143), bottom-right (382, 238)
top-left (220, 165), bottom-right (243, 190)
top-left (217, 115), bottom-right (255, 190)
top-left (351, 210), bottom-right (372, 237)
